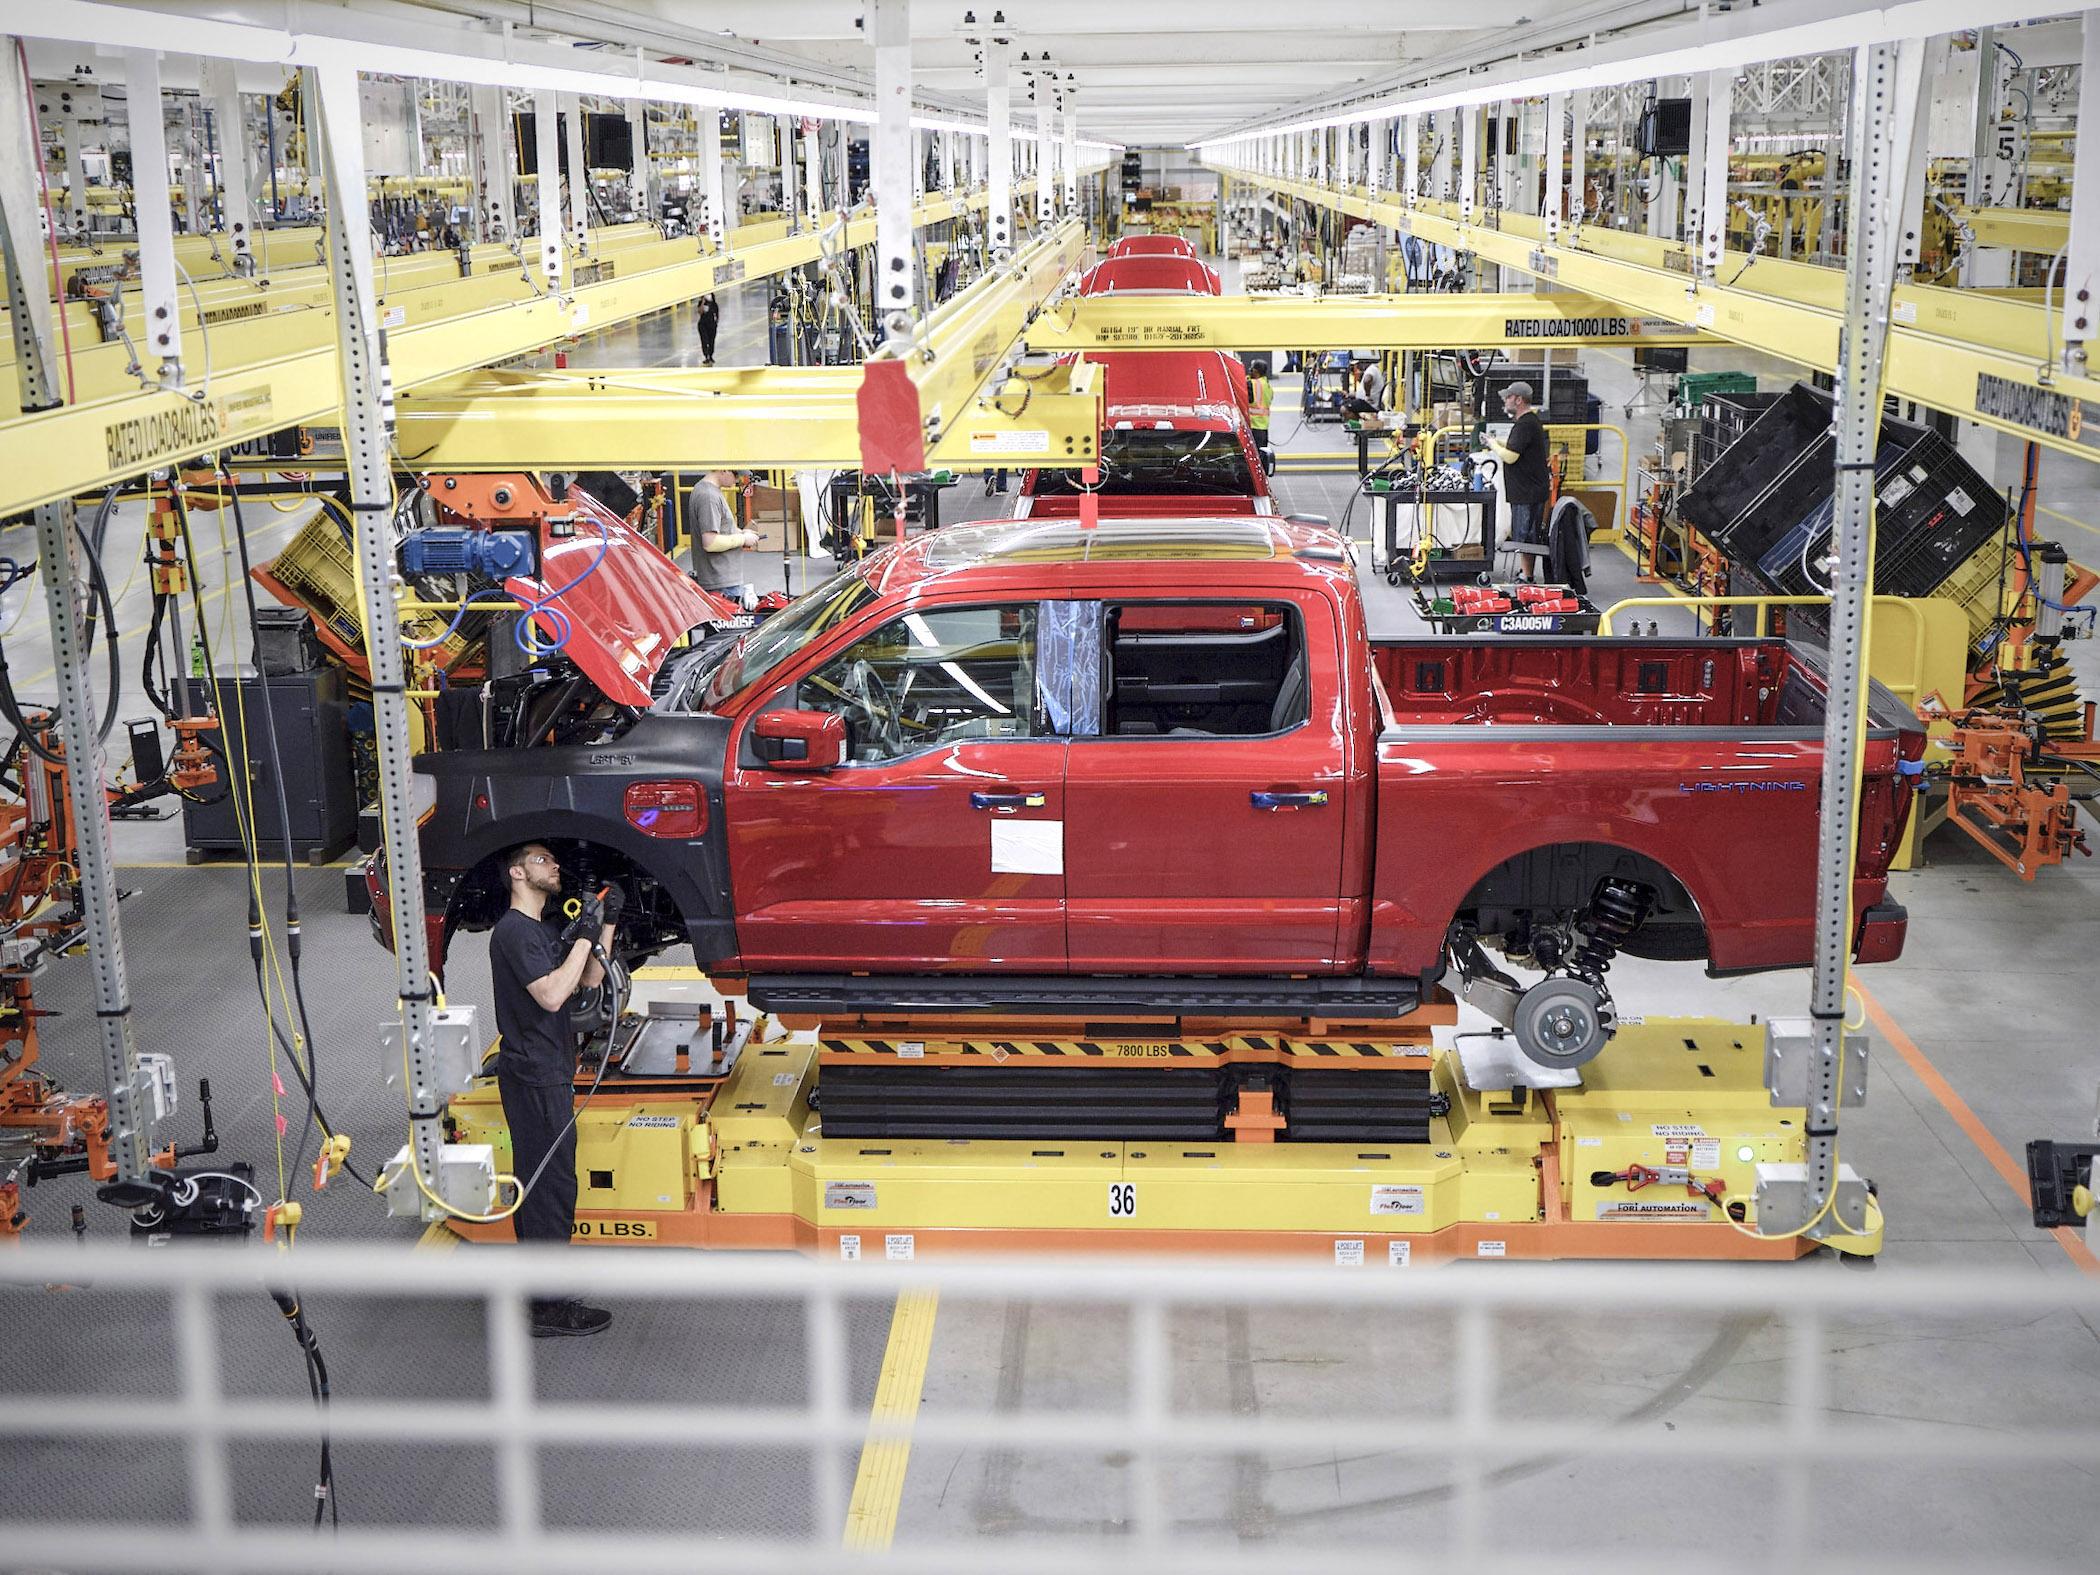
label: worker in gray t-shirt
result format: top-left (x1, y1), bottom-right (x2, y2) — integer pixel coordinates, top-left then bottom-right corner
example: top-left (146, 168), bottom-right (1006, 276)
top-left (685, 471), bottom-right (760, 608)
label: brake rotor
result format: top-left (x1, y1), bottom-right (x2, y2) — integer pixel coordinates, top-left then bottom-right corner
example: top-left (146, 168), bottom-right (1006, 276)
top-left (1512, 976), bottom-right (1615, 1070)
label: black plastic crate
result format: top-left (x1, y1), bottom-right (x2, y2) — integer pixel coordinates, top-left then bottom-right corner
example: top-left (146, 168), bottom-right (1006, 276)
top-left (1872, 432), bottom-right (2009, 597)
top-left (1678, 383), bottom-right (1833, 547)
top-left (1700, 390), bottom-right (1782, 450)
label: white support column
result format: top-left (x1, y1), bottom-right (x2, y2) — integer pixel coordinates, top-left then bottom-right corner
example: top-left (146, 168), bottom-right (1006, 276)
top-left (1897, 37), bottom-right (1948, 272)
top-left (1062, 107), bottom-right (1077, 216)
top-left (1459, 105), bottom-right (1479, 223)
top-left (1367, 118), bottom-right (1384, 197)
top-left (1432, 110), bottom-right (1452, 204)
top-left (836, 123), bottom-right (855, 212)
top-left (1403, 114), bottom-right (1420, 203)
top-left (122, 50), bottom-right (182, 384)
top-left (180, 103), bottom-right (203, 237)
top-left (1542, 90), bottom-right (1566, 240)
top-left (1569, 90), bottom-right (1589, 233)
top-left (60, 88), bottom-right (90, 239)
top-left (564, 94), bottom-right (589, 251)
top-left (311, 60), bottom-right (447, 1212)
top-left (1697, 68), bottom-right (1734, 278)
top-left (1035, 100), bottom-right (1052, 224)
top-left (775, 113), bottom-right (796, 226)
top-left (987, 38), bottom-right (1013, 259)
top-left (202, 59), bottom-right (254, 272)
top-left (533, 92), bottom-right (563, 287)
top-left (700, 104), bottom-right (727, 252)
top-left (2060, 12), bottom-right (2100, 369)
top-left (939, 127), bottom-right (957, 194)
top-left (469, 84), bottom-right (511, 243)
top-left (625, 97), bottom-right (651, 222)
top-left (870, 0), bottom-right (915, 342)
top-left (0, 42), bottom-right (150, 1191)
top-left (804, 120), bottom-right (823, 220)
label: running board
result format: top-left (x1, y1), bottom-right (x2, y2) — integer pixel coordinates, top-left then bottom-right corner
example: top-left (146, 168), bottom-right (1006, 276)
top-left (747, 973), bottom-right (1424, 1018)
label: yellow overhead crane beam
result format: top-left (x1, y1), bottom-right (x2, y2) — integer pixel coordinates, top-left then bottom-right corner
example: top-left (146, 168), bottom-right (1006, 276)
top-left (394, 221), bottom-right (1099, 473)
top-left (1023, 290), bottom-right (1714, 353)
top-left (1959, 205), bottom-right (2072, 254)
top-left (1222, 170), bottom-right (2100, 464)
top-left (0, 181), bottom-right (1045, 516)
top-left (6, 220), bottom-right (685, 408)
top-left (394, 362), bottom-right (1101, 472)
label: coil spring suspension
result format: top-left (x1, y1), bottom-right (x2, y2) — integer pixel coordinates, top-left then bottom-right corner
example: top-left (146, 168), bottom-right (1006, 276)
top-left (1570, 877), bottom-right (1656, 984)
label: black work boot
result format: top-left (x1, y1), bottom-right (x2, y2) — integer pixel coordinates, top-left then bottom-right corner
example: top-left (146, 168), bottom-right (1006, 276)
top-left (531, 1299), bottom-right (613, 1338)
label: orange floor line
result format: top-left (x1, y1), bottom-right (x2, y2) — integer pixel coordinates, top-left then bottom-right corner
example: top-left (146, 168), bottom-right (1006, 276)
top-left (1858, 982), bottom-right (2100, 1275)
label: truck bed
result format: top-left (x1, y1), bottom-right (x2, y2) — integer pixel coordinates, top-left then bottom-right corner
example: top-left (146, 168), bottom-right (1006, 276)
top-left (1371, 637), bottom-right (1878, 733)
top-left (1360, 636), bottom-right (1922, 980)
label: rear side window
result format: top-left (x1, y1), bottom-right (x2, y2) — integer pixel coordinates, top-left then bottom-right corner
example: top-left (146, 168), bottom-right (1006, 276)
top-left (1100, 601), bottom-right (1307, 738)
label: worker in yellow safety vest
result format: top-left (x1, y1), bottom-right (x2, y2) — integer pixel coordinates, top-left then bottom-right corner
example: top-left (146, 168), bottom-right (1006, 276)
top-left (1247, 359), bottom-right (1275, 476)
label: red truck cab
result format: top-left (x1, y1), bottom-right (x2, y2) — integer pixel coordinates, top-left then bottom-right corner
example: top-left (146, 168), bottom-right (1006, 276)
top-left (1107, 235), bottom-right (1199, 259)
top-left (380, 516), bottom-right (1920, 1067)
top-left (1077, 254), bottom-right (1223, 295)
top-left (1018, 350), bottom-right (1269, 520)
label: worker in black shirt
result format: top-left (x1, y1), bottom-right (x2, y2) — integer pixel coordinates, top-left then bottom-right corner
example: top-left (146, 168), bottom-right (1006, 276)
top-left (490, 842), bottom-right (621, 1338)
top-left (1486, 382), bottom-right (1552, 581)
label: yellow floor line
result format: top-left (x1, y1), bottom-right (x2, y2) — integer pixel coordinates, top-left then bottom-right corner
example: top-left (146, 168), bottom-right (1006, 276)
top-left (840, 1288), bottom-right (940, 1550)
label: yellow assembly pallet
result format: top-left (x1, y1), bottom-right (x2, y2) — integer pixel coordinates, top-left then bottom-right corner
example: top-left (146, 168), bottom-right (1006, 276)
top-left (443, 1015), bottom-right (1882, 1264)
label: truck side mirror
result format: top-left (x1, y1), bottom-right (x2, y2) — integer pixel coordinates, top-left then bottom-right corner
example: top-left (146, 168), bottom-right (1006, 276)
top-left (752, 709), bottom-right (845, 771)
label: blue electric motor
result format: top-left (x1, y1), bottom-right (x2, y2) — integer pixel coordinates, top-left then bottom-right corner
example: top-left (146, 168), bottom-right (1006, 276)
top-left (398, 529), bottom-right (537, 580)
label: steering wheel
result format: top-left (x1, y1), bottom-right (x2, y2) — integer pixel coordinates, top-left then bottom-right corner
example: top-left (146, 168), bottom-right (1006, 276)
top-left (844, 657), bottom-right (906, 759)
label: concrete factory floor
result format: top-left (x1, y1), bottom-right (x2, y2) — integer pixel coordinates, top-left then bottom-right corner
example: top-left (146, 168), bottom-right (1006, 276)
top-left (4, 255), bottom-right (2100, 1564)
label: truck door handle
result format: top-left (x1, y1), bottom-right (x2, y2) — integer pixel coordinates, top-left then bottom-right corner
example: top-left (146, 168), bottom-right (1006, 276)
top-left (970, 791), bottom-right (1047, 811)
top-left (1251, 790), bottom-right (1329, 811)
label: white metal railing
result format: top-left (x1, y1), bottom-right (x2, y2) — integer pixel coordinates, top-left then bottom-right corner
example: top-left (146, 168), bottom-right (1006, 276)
top-left (3, 1242), bottom-right (2096, 1572)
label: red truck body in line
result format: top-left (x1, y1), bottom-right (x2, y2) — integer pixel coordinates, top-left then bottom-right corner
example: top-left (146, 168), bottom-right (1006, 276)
top-left (1106, 235), bottom-right (1199, 259)
top-left (1019, 350), bottom-right (1270, 520)
top-left (1076, 255), bottom-right (1223, 295)
top-left (379, 518), bottom-right (1919, 1025)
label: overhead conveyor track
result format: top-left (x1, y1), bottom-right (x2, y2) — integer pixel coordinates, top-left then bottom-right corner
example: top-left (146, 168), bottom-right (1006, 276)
top-left (1207, 169), bottom-right (2100, 464)
top-left (0, 180), bottom-right (1073, 514)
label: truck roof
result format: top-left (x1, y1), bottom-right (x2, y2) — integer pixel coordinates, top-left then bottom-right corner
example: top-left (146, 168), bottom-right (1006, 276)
top-left (1077, 255), bottom-right (1223, 295)
top-left (865, 517), bottom-right (1347, 598)
top-left (1089, 349), bottom-right (1249, 430)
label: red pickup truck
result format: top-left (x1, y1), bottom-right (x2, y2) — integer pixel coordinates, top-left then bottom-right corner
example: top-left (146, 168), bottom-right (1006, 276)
top-left (1019, 350), bottom-right (1270, 521)
top-left (375, 515), bottom-right (1920, 1067)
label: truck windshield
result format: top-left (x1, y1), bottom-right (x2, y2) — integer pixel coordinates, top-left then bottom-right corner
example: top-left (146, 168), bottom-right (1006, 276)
top-left (1034, 429), bottom-right (1254, 497)
top-left (703, 566), bottom-right (879, 707)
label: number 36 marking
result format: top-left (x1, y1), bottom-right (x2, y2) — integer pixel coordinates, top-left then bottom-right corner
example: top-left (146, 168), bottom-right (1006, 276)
top-left (1108, 1181), bottom-right (1137, 1219)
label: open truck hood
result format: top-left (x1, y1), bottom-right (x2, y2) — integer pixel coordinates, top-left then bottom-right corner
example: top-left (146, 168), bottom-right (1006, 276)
top-left (505, 486), bottom-right (738, 707)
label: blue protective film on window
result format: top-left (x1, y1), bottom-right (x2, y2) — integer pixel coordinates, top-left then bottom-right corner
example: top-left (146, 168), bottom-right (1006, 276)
top-left (1038, 600), bottom-right (1101, 735)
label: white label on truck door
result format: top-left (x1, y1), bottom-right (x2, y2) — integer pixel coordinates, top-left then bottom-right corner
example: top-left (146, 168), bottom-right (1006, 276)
top-left (991, 819), bottom-right (1063, 875)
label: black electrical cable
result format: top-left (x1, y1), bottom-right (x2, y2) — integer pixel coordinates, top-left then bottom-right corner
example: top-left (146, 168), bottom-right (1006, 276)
top-left (269, 1290), bottom-right (339, 1530)
top-left (221, 467), bottom-right (326, 1182)
top-left (170, 485), bottom-right (365, 1187)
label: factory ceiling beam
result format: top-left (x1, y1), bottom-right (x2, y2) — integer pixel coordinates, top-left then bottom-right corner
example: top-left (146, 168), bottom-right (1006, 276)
top-left (1212, 165), bottom-right (2100, 463)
